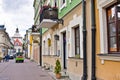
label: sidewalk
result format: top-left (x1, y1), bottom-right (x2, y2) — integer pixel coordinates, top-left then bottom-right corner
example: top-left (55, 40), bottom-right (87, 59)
top-left (40, 65), bottom-right (70, 80)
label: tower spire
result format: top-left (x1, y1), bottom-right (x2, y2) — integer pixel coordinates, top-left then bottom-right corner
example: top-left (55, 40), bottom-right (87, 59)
top-left (16, 28), bottom-right (19, 33)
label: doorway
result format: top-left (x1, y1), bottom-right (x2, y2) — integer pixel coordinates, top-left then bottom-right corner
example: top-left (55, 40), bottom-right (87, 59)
top-left (63, 32), bottom-right (67, 69)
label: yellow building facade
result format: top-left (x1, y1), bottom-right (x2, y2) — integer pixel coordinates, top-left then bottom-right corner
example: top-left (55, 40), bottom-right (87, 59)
top-left (33, 0), bottom-right (120, 80)
top-left (96, 0), bottom-right (120, 80)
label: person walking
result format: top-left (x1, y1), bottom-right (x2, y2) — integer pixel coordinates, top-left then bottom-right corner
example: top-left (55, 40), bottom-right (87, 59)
top-left (2, 55), bottom-right (5, 62)
top-left (6, 54), bottom-right (9, 62)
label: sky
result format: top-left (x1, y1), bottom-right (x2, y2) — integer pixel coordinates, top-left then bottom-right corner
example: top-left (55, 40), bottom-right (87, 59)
top-left (0, 0), bottom-right (34, 37)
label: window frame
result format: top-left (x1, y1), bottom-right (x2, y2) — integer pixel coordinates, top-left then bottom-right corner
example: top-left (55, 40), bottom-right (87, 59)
top-left (106, 3), bottom-right (120, 53)
top-left (74, 26), bottom-right (80, 58)
top-left (59, 0), bottom-right (66, 11)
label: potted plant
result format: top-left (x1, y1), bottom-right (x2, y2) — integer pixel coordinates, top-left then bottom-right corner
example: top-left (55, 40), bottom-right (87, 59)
top-left (54, 59), bottom-right (61, 79)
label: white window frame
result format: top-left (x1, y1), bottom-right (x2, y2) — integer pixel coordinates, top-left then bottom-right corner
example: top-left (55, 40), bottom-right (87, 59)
top-left (69, 15), bottom-right (83, 58)
top-left (59, 0), bottom-right (67, 11)
top-left (97, 0), bottom-right (120, 63)
top-left (69, 0), bottom-right (72, 3)
top-left (97, 0), bottom-right (117, 54)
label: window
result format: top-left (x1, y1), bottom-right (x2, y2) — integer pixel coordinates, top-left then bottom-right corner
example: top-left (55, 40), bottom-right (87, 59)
top-left (15, 42), bottom-right (19, 46)
top-left (54, 39), bottom-right (57, 56)
top-left (60, 0), bottom-right (66, 9)
top-left (74, 26), bottom-right (80, 58)
top-left (107, 3), bottom-right (120, 53)
top-left (69, 0), bottom-right (72, 3)
top-left (47, 38), bottom-right (51, 55)
top-left (43, 40), bottom-right (45, 55)
top-left (54, 0), bottom-right (57, 7)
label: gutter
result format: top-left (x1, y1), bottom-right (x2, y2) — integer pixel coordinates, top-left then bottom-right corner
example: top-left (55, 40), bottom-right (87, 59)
top-left (81, 0), bottom-right (87, 80)
top-left (91, 0), bottom-right (96, 80)
top-left (39, 1), bottom-right (43, 66)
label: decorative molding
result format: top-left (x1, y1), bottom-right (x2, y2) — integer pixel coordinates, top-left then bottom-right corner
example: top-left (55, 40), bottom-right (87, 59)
top-left (68, 15), bottom-right (83, 58)
top-left (97, 0), bottom-right (117, 53)
top-left (98, 54), bottom-right (120, 62)
top-left (97, 0), bottom-right (116, 9)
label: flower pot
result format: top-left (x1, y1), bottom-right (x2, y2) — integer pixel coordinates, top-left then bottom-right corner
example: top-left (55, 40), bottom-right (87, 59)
top-left (56, 73), bottom-right (61, 79)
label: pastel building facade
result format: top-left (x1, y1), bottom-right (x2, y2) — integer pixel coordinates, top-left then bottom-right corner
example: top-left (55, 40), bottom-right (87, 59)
top-left (96, 0), bottom-right (120, 80)
top-left (0, 25), bottom-right (13, 57)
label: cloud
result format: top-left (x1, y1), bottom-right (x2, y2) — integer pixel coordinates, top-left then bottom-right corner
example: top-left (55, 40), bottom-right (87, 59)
top-left (0, 0), bottom-right (34, 37)
top-left (2, 0), bottom-right (29, 13)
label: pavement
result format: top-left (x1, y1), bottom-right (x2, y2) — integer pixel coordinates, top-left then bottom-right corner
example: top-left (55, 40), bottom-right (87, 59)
top-left (0, 59), bottom-right (54, 80)
top-left (0, 59), bottom-right (71, 80)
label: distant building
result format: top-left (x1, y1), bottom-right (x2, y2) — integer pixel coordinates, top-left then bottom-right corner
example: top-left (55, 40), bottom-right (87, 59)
top-left (0, 25), bottom-right (13, 57)
top-left (12, 28), bottom-right (23, 53)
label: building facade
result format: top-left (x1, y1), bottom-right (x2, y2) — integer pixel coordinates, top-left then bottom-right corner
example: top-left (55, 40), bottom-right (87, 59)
top-left (0, 25), bottom-right (13, 58)
top-left (96, 0), bottom-right (120, 80)
top-left (33, 0), bottom-right (120, 80)
top-left (36, 0), bottom-right (92, 80)
top-left (12, 28), bottom-right (23, 54)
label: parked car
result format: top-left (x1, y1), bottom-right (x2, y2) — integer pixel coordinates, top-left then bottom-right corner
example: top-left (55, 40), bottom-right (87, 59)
top-left (15, 52), bottom-right (24, 63)
top-left (9, 54), bottom-right (14, 59)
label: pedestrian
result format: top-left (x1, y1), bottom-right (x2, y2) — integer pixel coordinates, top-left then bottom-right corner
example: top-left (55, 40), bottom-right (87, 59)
top-left (3, 55), bottom-right (5, 62)
top-left (5, 54), bottom-right (9, 62)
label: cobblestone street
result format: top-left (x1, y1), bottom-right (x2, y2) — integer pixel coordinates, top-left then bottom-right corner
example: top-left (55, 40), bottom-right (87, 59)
top-left (0, 59), bottom-right (54, 80)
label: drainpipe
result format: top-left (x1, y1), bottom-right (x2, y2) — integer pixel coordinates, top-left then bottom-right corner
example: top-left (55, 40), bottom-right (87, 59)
top-left (39, 1), bottom-right (43, 66)
top-left (91, 0), bottom-right (96, 80)
top-left (39, 26), bottom-right (42, 66)
top-left (81, 0), bottom-right (87, 80)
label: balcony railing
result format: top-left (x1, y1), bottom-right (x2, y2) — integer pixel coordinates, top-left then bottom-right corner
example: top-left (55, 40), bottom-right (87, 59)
top-left (40, 6), bottom-right (58, 20)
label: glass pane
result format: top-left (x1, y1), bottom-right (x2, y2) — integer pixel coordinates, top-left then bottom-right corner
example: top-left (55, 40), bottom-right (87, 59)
top-left (117, 4), bottom-right (120, 20)
top-left (118, 20), bottom-right (120, 35)
top-left (76, 47), bottom-right (80, 54)
top-left (107, 6), bottom-right (115, 22)
top-left (110, 37), bottom-right (117, 51)
top-left (109, 23), bottom-right (116, 36)
top-left (118, 36), bottom-right (120, 51)
top-left (63, 0), bottom-right (65, 3)
top-left (75, 27), bottom-right (80, 55)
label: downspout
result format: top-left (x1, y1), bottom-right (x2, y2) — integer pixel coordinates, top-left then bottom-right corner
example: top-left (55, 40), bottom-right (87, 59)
top-left (91, 0), bottom-right (96, 80)
top-left (81, 0), bottom-right (87, 80)
top-left (39, 0), bottom-right (43, 66)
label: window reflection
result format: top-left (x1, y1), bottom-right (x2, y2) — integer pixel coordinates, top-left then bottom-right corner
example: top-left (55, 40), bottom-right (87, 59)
top-left (117, 4), bottom-right (120, 19)
top-left (108, 7), bottom-right (115, 22)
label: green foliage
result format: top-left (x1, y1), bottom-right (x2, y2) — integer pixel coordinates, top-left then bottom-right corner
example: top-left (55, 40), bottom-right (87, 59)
top-left (54, 59), bottom-right (61, 74)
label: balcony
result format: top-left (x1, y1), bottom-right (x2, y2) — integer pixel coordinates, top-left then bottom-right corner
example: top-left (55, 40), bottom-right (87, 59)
top-left (38, 6), bottom-right (58, 28)
top-left (32, 25), bottom-right (39, 33)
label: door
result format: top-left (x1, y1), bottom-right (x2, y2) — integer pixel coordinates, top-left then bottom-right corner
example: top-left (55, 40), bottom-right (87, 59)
top-left (63, 32), bottom-right (67, 69)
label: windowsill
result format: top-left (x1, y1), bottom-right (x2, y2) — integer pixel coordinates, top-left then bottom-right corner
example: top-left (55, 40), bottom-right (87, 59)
top-left (43, 55), bottom-right (60, 57)
top-left (68, 57), bottom-right (83, 60)
top-left (98, 53), bottom-right (120, 61)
